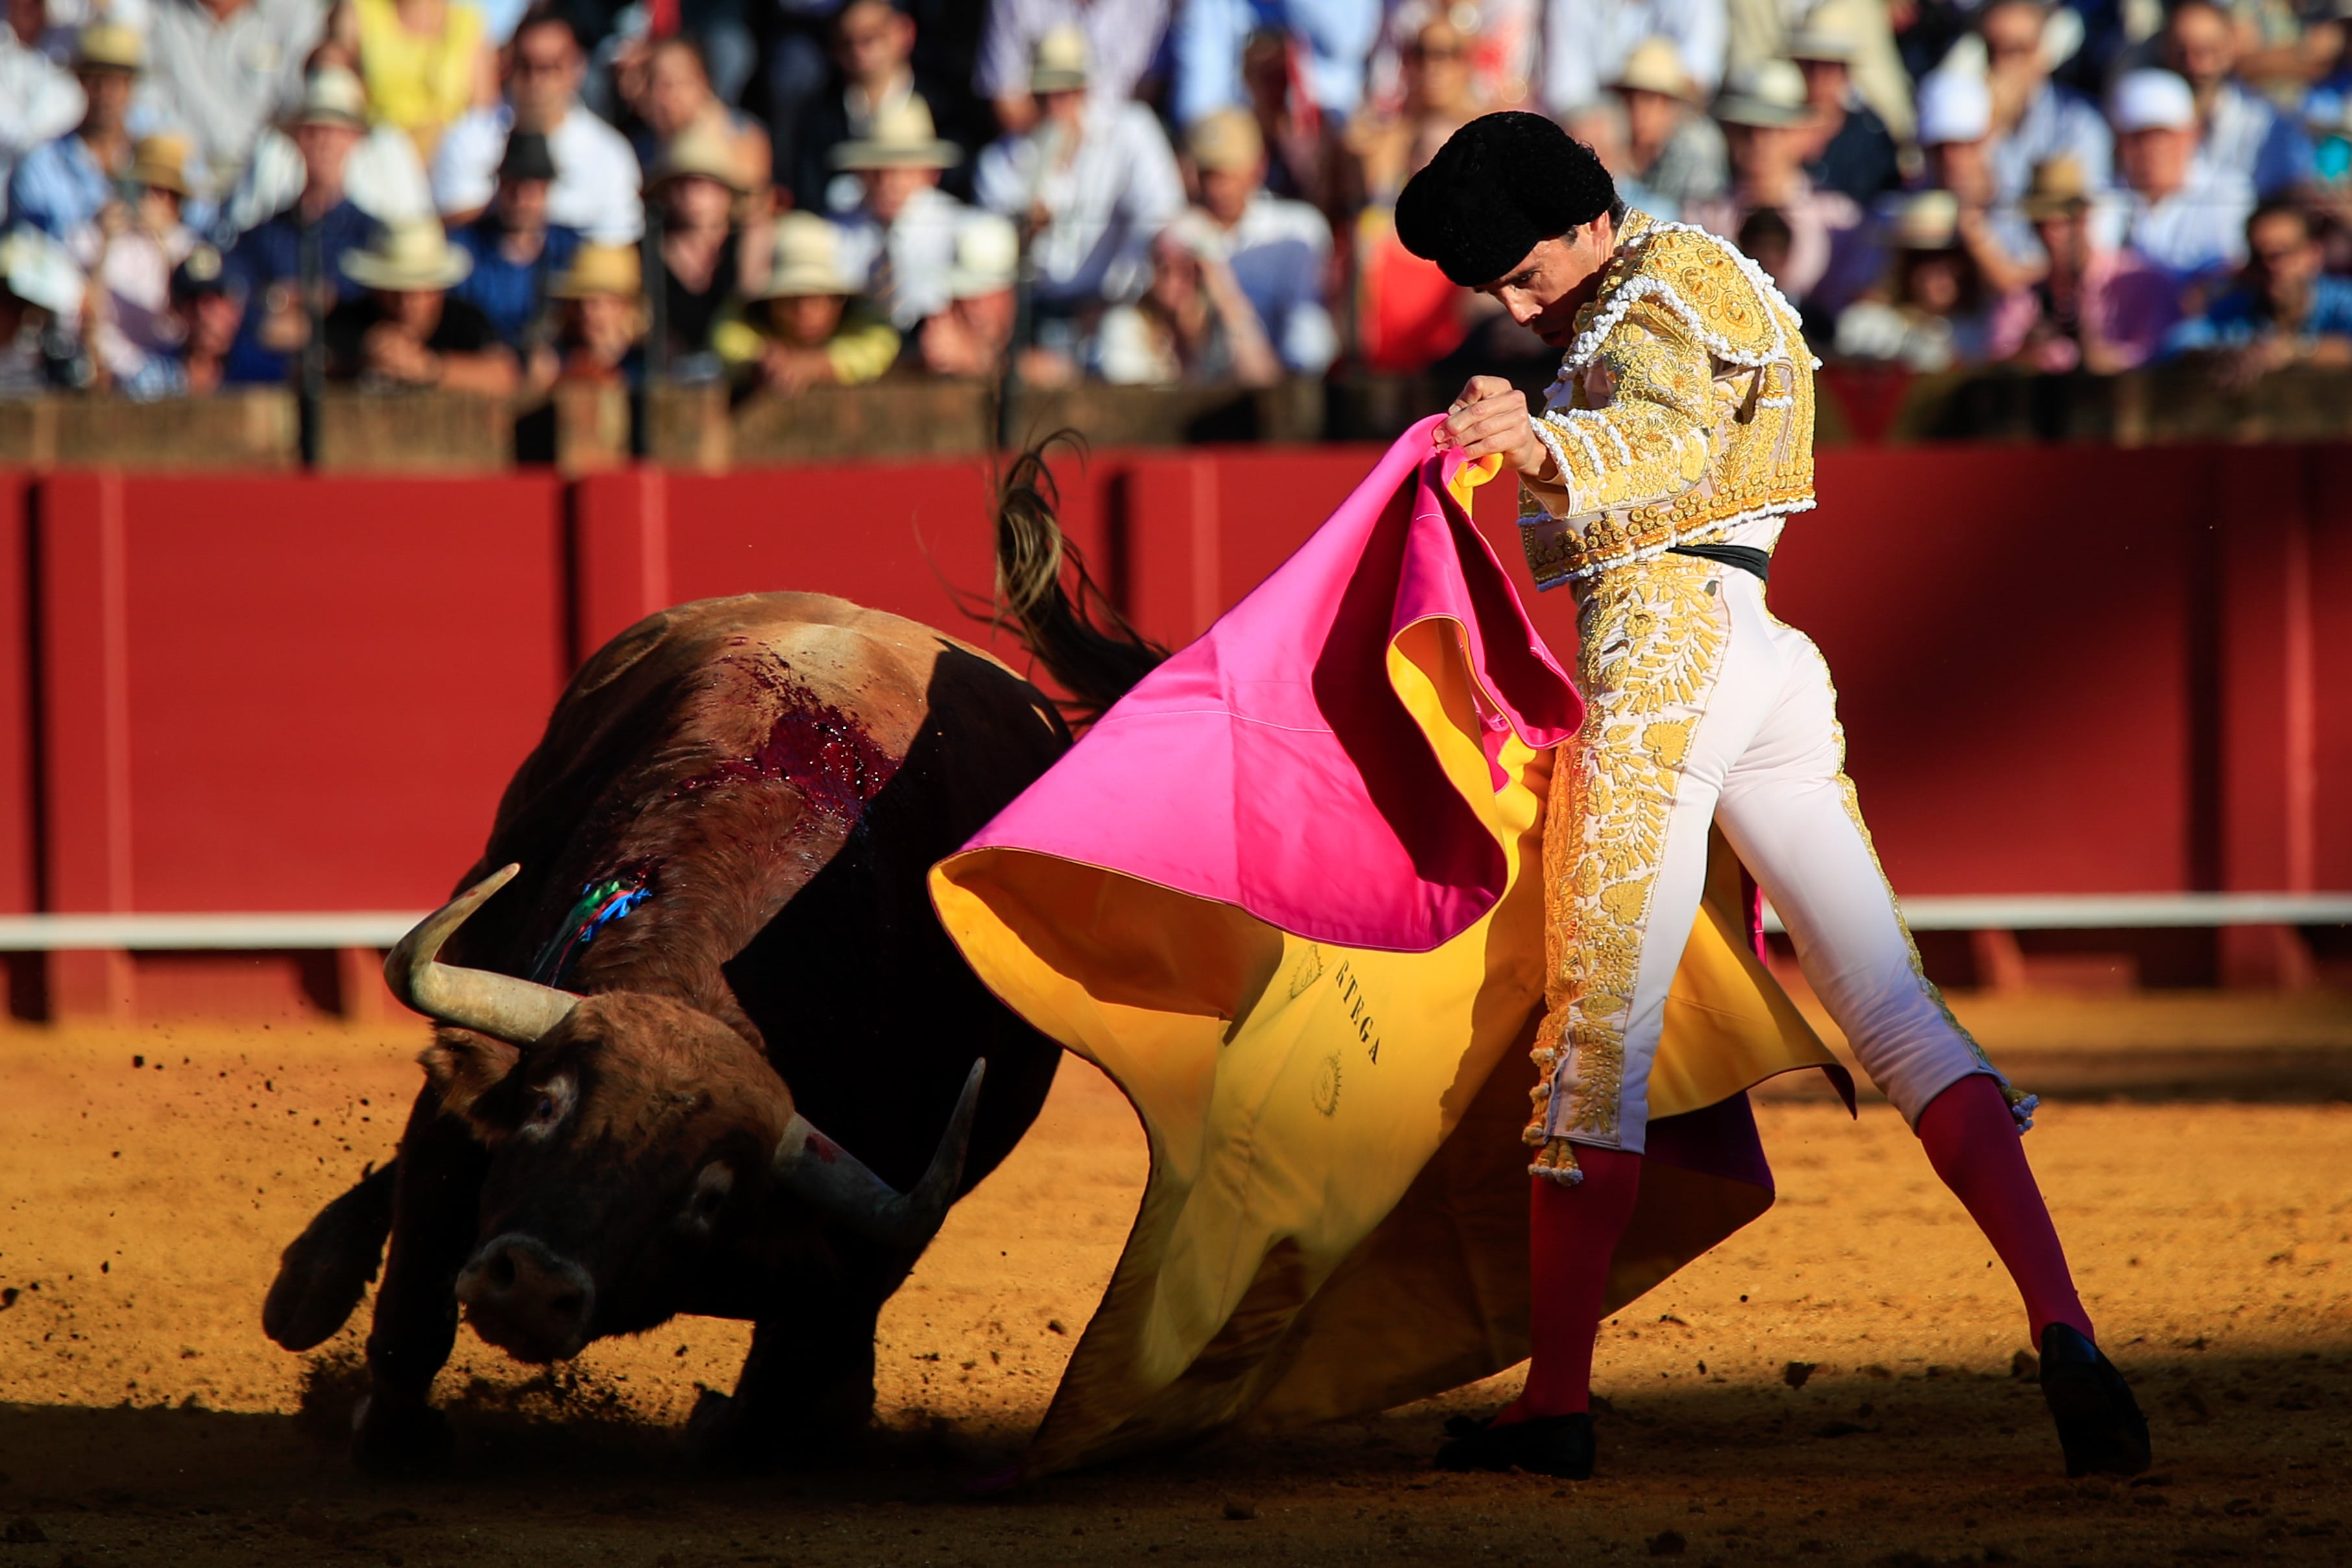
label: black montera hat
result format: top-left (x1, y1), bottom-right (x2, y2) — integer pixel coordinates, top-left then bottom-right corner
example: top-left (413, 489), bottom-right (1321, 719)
top-left (1395, 112), bottom-right (1618, 287)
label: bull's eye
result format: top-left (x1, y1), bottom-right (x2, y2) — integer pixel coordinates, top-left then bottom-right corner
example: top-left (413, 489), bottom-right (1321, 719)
top-left (519, 1076), bottom-right (574, 1139)
top-left (532, 1093), bottom-right (559, 1122)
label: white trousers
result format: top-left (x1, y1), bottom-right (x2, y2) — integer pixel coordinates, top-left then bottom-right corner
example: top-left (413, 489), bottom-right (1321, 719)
top-left (1527, 555), bottom-right (2006, 1172)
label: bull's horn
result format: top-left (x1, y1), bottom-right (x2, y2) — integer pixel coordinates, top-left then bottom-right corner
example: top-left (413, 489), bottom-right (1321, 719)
top-left (385, 864), bottom-right (582, 1044)
top-left (772, 1060), bottom-right (986, 1249)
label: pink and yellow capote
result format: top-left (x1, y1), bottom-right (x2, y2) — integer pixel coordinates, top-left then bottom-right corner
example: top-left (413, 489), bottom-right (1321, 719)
top-left (929, 418), bottom-right (1852, 1477)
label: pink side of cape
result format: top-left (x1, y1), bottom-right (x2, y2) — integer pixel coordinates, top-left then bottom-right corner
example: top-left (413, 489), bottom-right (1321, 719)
top-left (960, 416), bottom-right (1582, 954)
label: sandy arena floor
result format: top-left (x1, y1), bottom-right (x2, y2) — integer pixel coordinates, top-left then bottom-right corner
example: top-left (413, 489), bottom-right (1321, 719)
top-left (1, 1009), bottom-right (2348, 1567)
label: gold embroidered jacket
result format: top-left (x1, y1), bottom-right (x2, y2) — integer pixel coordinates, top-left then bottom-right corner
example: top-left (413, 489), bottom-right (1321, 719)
top-left (1519, 211), bottom-right (1818, 588)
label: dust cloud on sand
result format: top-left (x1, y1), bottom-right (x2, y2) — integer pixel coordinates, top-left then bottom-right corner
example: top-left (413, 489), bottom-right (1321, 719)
top-left (1, 1018), bottom-right (2348, 1567)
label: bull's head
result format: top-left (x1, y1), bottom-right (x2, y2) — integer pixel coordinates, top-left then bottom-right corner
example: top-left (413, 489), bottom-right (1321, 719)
top-left (385, 865), bottom-right (983, 1364)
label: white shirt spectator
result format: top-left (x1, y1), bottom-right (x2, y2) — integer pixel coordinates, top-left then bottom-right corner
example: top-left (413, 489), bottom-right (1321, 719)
top-left (2196, 79), bottom-right (2312, 198)
top-left (137, 0), bottom-right (323, 202)
top-left (1206, 193), bottom-right (1336, 373)
top-left (1172, 0), bottom-right (1383, 124)
top-left (215, 123), bottom-right (436, 241)
top-left (976, 0), bottom-right (1173, 109)
top-left (0, 29), bottom-right (84, 215)
top-left (834, 183), bottom-right (980, 332)
top-left (975, 97), bottom-right (1184, 303)
top-left (432, 103), bottom-right (644, 245)
top-left (2093, 169), bottom-right (2253, 284)
top-left (1989, 81), bottom-right (2113, 218)
top-left (1543, 0), bottom-right (1727, 116)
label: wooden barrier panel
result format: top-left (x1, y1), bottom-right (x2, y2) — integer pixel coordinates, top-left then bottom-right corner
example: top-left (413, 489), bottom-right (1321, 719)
top-left (0, 444), bottom-right (2342, 1017)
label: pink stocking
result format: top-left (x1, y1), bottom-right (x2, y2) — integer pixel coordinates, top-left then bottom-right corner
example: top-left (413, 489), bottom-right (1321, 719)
top-left (1499, 1146), bottom-right (1642, 1424)
top-left (1917, 1074), bottom-right (2096, 1344)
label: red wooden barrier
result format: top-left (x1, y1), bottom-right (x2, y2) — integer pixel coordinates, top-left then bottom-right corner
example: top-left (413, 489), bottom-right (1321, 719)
top-left (0, 442), bottom-right (2342, 1017)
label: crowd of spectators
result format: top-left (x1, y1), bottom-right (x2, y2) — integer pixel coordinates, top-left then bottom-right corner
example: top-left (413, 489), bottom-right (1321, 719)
top-left (5, 0), bottom-right (2352, 404)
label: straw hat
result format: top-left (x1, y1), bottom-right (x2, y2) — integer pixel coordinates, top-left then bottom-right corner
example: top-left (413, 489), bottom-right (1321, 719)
top-left (1187, 108), bottom-right (1265, 174)
top-left (285, 66), bottom-right (369, 130)
top-left (550, 243), bottom-right (644, 299)
top-left (1611, 37), bottom-right (1697, 100)
top-left (74, 21), bottom-right (143, 72)
top-left (129, 132), bottom-right (192, 197)
top-left (1028, 23), bottom-right (1089, 93)
top-left (948, 211), bottom-right (1018, 298)
top-left (649, 123), bottom-right (751, 192)
top-left (831, 95), bottom-right (962, 171)
top-left (1786, 20), bottom-right (1858, 63)
top-left (340, 220), bottom-right (474, 291)
top-left (2020, 156), bottom-right (2092, 219)
top-left (1888, 189), bottom-right (1961, 250)
top-left (1713, 59), bottom-right (1811, 127)
top-left (752, 212), bottom-right (858, 300)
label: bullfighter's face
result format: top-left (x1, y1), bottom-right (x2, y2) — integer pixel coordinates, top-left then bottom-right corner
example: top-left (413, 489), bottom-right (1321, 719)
top-left (420, 994), bottom-right (793, 1363)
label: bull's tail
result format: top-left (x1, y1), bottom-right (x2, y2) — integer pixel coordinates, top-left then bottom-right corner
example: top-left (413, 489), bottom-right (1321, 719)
top-left (989, 435), bottom-right (1167, 723)
top-left (263, 1159), bottom-right (398, 1351)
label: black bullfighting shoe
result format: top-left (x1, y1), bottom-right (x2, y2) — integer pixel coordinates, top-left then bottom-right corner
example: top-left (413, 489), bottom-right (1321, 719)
top-left (1434, 1411), bottom-right (1596, 1479)
top-left (2039, 1322), bottom-right (2152, 1477)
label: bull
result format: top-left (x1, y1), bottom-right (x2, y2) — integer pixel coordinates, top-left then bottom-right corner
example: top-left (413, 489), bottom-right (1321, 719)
top-left (263, 452), bottom-right (1155, 1469)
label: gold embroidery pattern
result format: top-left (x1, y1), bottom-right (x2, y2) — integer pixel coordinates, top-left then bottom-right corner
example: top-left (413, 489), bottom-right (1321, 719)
top-left (1525, 554), bottom-right (1730, 1174)
top-left (1517, 213), bottom-right (1819, 588)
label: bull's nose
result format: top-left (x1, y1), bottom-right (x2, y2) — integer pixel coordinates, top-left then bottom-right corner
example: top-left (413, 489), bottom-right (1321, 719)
top-left (457, 1233), bottom-right (594, 1361)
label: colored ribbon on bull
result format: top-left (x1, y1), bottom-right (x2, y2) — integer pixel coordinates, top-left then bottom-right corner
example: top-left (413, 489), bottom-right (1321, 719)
top-left (931, 419), bottom-right (1849, 1478)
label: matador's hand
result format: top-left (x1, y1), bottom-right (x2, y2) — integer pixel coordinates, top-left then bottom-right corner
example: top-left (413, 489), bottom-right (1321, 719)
top-left (1433, 375), bottom-right (1551, 479)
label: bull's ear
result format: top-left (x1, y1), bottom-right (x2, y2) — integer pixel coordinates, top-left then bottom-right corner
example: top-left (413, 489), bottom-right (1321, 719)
top-left (420, 1028), bottom-right (525, 1132)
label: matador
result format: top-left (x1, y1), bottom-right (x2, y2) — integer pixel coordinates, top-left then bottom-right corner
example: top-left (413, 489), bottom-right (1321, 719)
top-left (1394, 113), bottom-right (2150, 1480)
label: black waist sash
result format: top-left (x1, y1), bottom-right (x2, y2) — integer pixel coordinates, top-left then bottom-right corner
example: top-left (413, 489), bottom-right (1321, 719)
top-left (1667, 543), bottom-right (1771, 581)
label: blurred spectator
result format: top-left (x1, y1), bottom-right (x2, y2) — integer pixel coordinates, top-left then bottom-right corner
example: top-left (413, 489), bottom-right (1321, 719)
top-left (2163, 0), bottom-right (2314, 199)
top-left (1237, 25), bottom-right (1361, 221)
top-left (1564, 93), bottom-right (1677, 216)
top-left (1174, 0), bottom-right (1382, 128)
top-left (140, 0), bottom-right (324, 209)
top-left (1364, 0), bottom-right (1540, 118)
top-left (1789, 20), bottom-right (1897, 205)
top-left (1542, 0), bottom-right (1724, 117)
top-left (448, 130), bottom-right (580, 350)
top-left (978, 0), bottom-right (1171, 134)
top-left (1185, 107), bottom-right (1336, 374)
top-left (1834, 190), bottom-right (2031, 371)
top-left (2009, 155), bottom-right (2176, 372)
top-left (542, 239), bottom-right (644, 386)
top-left (8, 23), bottom-right (142, 243)
top-left (330, 0), bottom-right (496, 163)
top-left (974, 27), bottom-right (1185, 332)
top-left (2166, 199), bottom-right (2352, 385)
top-left (729, 209), bottom-right (900, 392)
top-left (167, 239), bottom-right (243, 392)
top-left (1684, 60), bottom-right (1878, 317)
top-left (1346, 12), bottom-right (1480, 207)
top-left (433, 6), bottom-right (643, 244)
top-left (2104, 67), bottom-right (2254, 285)
top-left (1350, 101), bottom-right (1473, 372)
top-left (792, 0), bottom-right (951, 211)
top-left (218, 49), bottom-right (437, 242)
top-left (916, 208), bottom-right (1017, 376)
top-left (326, 217), bottom-right (516, 390)
top-left (1727, 0), bottom-right (1913, 143)
top-left (1, 0), bottom-right (87, 210)
top-left (218, 66), bottom-right (377, 383)
top-left (0, 226), bottom-right (83, 391)
top-left (1915, 65), bottom-right (2036, 282)
top-left (1096, 222), bottom-right (1281, 385)
top-left (649, 124), bottom-right (757, 378)
top-left (627, 38), bottom-right (771, 203)
top-left (71, 130), bottom-right (199, 396)
top-left (1608, 36), bottom-right (1727, 209)
top-left (1979, 0), bottom-right (2113, 217)
top-left (831, 96), bottom-right (975, 331)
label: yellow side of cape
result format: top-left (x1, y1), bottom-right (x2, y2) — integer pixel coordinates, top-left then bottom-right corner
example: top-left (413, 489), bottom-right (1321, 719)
top-left (930, 457), bottom-right (1844, 1477)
